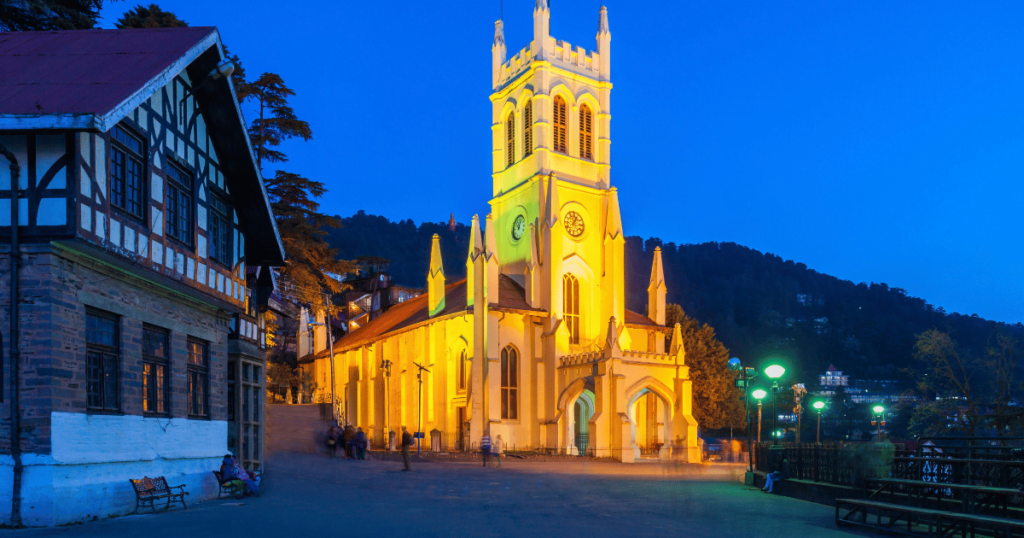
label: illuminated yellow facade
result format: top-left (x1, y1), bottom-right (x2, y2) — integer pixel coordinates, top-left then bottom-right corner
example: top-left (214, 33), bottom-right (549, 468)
top-left (308, 2), bottom-right (698, 462)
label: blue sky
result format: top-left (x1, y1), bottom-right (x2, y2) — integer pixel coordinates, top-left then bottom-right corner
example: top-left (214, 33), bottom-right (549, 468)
top-left (101, 1), bottom-right (1024, 323)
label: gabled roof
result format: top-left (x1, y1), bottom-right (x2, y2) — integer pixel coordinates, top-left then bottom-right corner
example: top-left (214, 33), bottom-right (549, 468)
top-left (299, 273), bottom-right (663, 361)
top-left (0, 28), bottom-right (284, 265)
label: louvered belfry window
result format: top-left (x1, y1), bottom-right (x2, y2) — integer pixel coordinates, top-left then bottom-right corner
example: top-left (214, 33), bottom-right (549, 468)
top-left (524, 100), bottom-right (533, 155)
top-left (553, 96), bottom-right (567, 153)
top-left (506, 112), bottom-right (516, 167)
top-left (579, 104), bottom-right (593, 160)
top-left (563, 273), bottom-right (580, 344)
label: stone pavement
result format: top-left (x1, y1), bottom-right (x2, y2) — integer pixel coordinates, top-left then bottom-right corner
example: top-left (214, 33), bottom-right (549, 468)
top-left (10, 453), bottom-right (870, 537)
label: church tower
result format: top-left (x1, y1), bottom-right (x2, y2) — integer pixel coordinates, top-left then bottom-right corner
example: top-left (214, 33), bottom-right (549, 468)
top-left (488, 3), bottom-right (623, 352)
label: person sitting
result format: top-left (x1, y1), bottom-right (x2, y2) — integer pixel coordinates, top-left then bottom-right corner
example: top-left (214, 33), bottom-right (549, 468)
top-left (220, 455), bottom-right (246, 499)
top-left (763, 457), bottom-right (790, 493)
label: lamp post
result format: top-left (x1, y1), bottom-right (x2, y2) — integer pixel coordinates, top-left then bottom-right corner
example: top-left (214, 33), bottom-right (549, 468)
top-left (872, 405), bottom-right (886, 442)
top-left (413, 362), bottom-right (431, 455)
top-left (727, 358), bottom-right (759, 477)
top-left (752, 389), bottom-right (767, 443)
top-left (380, 359), bottom-right (393, 450)
top-left (764, 364), bottom-right (786, 445)
top-left (813, 400), bottom-right (825, 443)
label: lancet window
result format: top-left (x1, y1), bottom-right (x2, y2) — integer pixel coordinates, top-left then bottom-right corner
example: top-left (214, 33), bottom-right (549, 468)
top-left (563, 273), bottom-right (580, 344)
top-left (506, 112), bottom-right (515, 167)
top-left (553, 96), bottom-right (567, 153)
top-left (524, 99), bottom-right (533, 156)
top-left (501, 345), bottom-right (519, 420)
top-left (579, 104), bottom-right (593, 160)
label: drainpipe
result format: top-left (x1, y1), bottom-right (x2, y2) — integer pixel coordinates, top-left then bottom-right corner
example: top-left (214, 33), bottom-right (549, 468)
top-left (1, 143), bottom-right (22, 527)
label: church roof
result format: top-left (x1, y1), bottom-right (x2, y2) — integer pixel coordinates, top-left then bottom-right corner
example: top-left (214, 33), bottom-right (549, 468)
top-left (301, 274), bottom-right (662, 361)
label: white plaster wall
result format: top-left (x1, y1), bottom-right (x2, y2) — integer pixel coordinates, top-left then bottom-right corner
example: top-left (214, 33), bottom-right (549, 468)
top-left (0, 412), bottom-right (228, 527)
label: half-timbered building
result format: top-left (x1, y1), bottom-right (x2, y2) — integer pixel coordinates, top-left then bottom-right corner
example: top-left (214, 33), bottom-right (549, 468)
top-left (0, 27), bottom-right (284, 526)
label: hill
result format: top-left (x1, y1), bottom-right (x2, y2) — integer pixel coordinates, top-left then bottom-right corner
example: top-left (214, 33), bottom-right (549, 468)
top-left (326, 211), bottom-right (1024, 387)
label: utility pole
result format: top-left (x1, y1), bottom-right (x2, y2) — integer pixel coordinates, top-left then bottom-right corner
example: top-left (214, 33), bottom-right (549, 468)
top-left (413, 362), bottom-right (431, 455)
top-left (324, 293), bottom-right (337, 424)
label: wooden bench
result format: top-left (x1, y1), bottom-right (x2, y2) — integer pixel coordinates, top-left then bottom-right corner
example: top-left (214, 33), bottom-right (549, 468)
top-left (867, 477), bottom-right (1023, 519)
top-left (128, 476), bottom-right (188, 513)
top-left (213, 470), bottom-right (242, 499)
top-left (837, 498), bottom-right (1024, 538)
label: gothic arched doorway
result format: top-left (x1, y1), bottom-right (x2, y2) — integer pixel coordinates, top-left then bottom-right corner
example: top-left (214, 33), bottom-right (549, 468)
top-left (569, 389), bottom-right (594, 455)
top-left (628, 388), bottom-right (672, 459)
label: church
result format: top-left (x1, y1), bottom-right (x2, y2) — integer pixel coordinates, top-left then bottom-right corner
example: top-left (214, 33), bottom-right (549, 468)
top-left (306, 2), bottom-right (699, 462)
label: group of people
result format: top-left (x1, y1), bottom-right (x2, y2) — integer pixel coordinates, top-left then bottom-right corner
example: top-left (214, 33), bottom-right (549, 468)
top-left (480, 433), bottom-right (504, 467)
top-left (326, 424), bottom-right (369, 460)
top-left (219, 454), bottom-right (261, 499)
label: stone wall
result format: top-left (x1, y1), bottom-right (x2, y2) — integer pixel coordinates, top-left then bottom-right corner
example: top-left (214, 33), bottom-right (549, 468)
top-left (267, 404), bottom-right (333, 456)
top-left (0, 242), bottom-right (233, 526)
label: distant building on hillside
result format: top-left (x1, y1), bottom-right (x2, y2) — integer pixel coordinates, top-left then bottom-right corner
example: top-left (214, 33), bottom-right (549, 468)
top-left (820, 364), bottom-right (849, 390)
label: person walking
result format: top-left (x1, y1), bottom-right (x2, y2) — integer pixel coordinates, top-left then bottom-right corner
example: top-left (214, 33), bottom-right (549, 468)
top-left (401, 426), bottom-right (413, 471)
top-left (493, 434), bottom-right (504, 467)
top-left (355, 427), bottom-right (368, 460)
top-left (326, 425), bottom-right (340, 458)
top-left (481, 433), bottom-right (492, 467)
top-left (343, 425), bottom-right (356, 460)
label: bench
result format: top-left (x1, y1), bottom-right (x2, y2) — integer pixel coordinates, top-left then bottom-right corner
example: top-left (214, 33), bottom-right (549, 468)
top-left (836, 498), bottom-right (1024, 538)
top-left (213, 470), bottom-right (243, 499)
top-left (867, 477), bottom-right (1023, 519)
top-left (128, 476), bottom-right (188, 513)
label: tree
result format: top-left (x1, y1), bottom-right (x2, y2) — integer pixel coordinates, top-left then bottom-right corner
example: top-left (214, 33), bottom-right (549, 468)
top-left (266, 171), bottom-right (351, 307)
top-left (666, 303), bottom-right (746, 431)
top-left (114, 3), bottom-right (185, 28)
top-left (0, 0), bottom-right (106, 30)
top-left (238, 73), bottom-right (312, 170)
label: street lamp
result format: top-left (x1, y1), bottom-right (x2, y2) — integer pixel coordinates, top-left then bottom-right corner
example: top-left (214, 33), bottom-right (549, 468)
top-left (728, 358), bottom-right (759, 477)
top-left (752, 389), bottom-right (767, 443)
top-left (813, 400), bottom-right (825, 443)
top-left (764, 364), bottom-right (786, 445)
top-left (380, 359), bottom-right (393, 450)
top-left (872, 405), bottom-right (886, 442)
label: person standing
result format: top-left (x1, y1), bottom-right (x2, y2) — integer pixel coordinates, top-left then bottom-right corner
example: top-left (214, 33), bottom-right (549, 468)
top-left (355, 427), bottom-right (368, 460)
top-left (401, 426), bottom-right (413, 471)
top-left (493, 434), bottom-right (504, 467)
top-left (481, 433), bottom-right (492, 467)
top-left (343, 425), bottom-right (356, 460)
top-left (326, 425), bottom-right (340, 458)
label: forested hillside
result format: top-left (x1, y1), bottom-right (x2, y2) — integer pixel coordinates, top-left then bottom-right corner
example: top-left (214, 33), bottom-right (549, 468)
top-left (327, 212), bottom-right (1024, 387)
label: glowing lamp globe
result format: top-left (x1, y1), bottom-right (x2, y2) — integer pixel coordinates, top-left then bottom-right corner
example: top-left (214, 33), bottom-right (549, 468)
top-left (727, 357), bottom-right (742, 372)
top-left (873, 405), bottom-right (885, 414)
top-left (752, 389), bottom-right (767, 400)
top-left (764, 364), bottom-right (786, 379)
top-left (813, 401), bottom-right (825, 410)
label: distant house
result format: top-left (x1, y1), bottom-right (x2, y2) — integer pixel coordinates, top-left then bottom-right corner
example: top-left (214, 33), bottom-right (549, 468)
top-left (819, 364), bottom-right (850, 391)
top-left (0, 28), bottom-right (284, 526)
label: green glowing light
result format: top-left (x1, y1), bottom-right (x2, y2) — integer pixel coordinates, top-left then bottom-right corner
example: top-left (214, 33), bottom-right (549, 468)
top-left (752, 389), bottom-right (767, 400)
top-left (813, 401), bottom-right (825, 410)
top-left (765, 364), bottom-right (786, 379)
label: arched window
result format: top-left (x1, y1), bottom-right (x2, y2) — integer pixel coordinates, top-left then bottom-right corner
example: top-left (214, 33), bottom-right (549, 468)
top-left (500, 345), bottom-right (518, 419)
top-left (579, 104), bottom-right (593, 160)
top-left (506, 112), bottom-right (515, 167)
top-left (457, 349), bottom-right (468, 392)
top-left (553, 95), bottom-right (567, 153)
top-left (524, 99), bottom-right (533, 156)
top-left (563, 273), bottom-right (580, 344)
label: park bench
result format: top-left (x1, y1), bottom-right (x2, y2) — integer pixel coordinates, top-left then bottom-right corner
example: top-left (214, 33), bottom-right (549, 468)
top-left (128, 476), bottom-right (188, 513)
top-left (213, 470), bottom-right (242, 499)
top-left (836, 498), bottom-right (1024, 538)
top-left (866, 477), bottom-right (1023, 519)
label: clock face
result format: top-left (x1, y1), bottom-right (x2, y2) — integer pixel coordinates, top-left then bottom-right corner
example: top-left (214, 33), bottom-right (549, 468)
top-left (511, 215), bottom-right (526, 241)
top-left (564, 211), bottom-right (585, 238)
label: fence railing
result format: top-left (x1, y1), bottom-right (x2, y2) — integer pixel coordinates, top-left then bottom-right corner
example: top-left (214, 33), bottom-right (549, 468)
top-left (754, 442), bottom-right (909, 486)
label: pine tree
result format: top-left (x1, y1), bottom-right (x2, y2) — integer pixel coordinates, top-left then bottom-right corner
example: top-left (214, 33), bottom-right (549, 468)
top-left (667, 304), bottom-right (746, 430)
top-left (0, 0), bottom-right (105, 30)
top-left (238, 73), bottom-right (312, 170)
top-left (114, 3), bottom-right (187, 28)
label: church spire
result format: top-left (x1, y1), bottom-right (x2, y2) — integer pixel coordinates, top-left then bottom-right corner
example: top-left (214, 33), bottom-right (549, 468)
top-left (484, 214), bottom-right (500, 301)
top-left (467, 215), bottom-right (484, 307)
top-left (596, 6), bottom-right (611, 80)
top-left (669, 322), bottom-right (684, 358)
top-left (525, 220), bottom-right (541, 307)
top-left (533, 0), bottom-right (550, 61)
top-left (492, 19), bottom-right (507, 88)
top-left (545, 173), bottom-right (560, 229)
top-left (605, 187), bottom-right (623, 239)
top-left (647, 246), bottom-right (666, 325)
top-left (428, 234), bottom-right (445, 317)
top-left (605, 316), bottom-right (620, 352)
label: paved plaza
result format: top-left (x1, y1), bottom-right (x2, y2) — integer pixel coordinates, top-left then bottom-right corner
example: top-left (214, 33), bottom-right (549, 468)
top-left (11, 454), bottom-right (868, 538)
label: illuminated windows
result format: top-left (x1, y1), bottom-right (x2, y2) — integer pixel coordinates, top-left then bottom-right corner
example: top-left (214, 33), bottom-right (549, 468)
top-left (553, 95), bottom-right (567, 153)
top-left (457, 349), bottom-right (468, 392)
top-left (563, 273), bottom-right (580, 344)
top-left (579, 104), bottom-right (593, 160)
top-left (500, 345), bottom-right (518, 420)
top-left (506, 112), bottom-right (515, 167)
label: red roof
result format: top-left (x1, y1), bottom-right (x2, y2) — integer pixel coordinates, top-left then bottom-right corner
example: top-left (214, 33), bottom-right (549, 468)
top-left (0, 27), bottom-right (216, 117)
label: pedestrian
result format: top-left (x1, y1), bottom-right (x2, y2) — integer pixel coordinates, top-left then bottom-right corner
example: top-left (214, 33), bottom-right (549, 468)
top-left (401, 426), bottom-right (413, 471)
top-left (494, 434), bottom-right (504, 467)
top-left (343, 425), bottom-right (356, 460)
top-left (481, 432), bottom-right (492, 467)
top-left (326, 425), bottom-right (340, 458)
top-left (355, 427), bottom-right (368, 460)
top-left (763, 457), bottom-right (790, 493)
